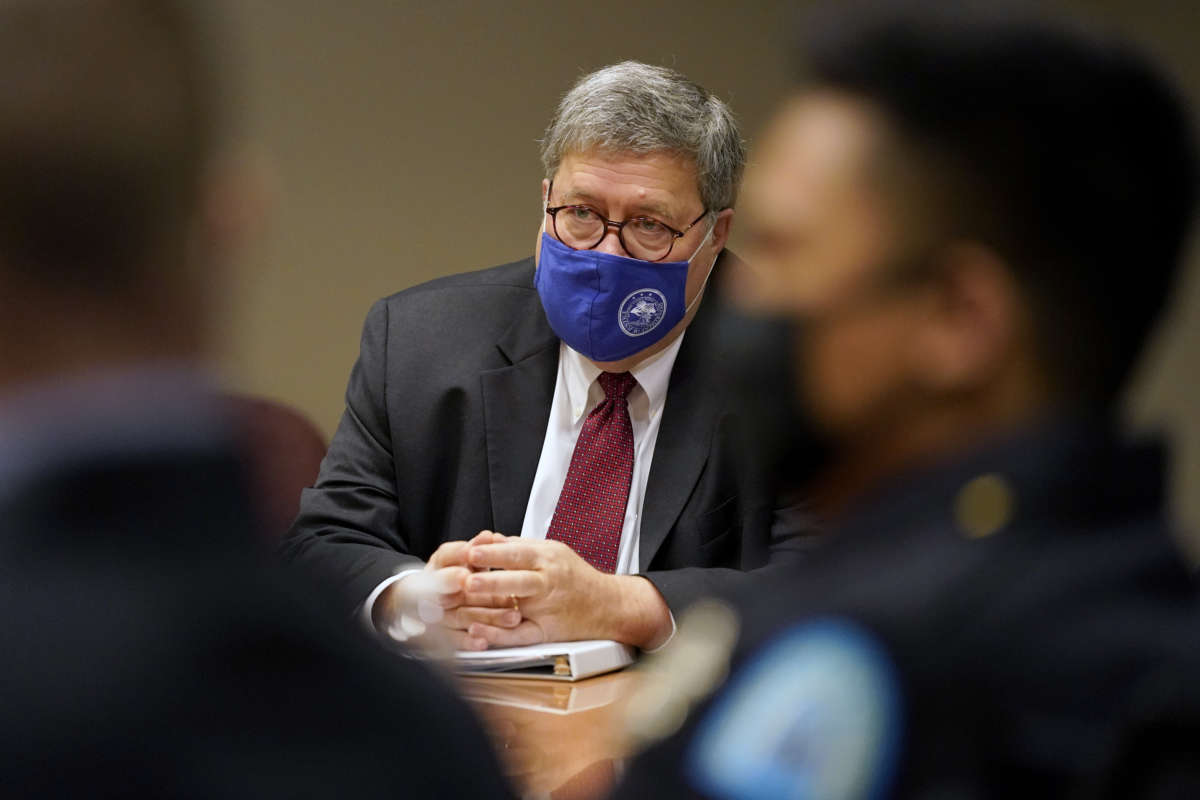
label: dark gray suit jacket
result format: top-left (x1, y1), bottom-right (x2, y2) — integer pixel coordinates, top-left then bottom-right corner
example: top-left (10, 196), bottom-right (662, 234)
top-left (282, 256), bottom-right (808, 616)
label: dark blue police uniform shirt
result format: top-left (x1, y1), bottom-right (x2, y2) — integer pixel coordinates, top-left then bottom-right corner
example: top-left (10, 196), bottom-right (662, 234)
top-left (615, 419), bottom-right (1199, 799)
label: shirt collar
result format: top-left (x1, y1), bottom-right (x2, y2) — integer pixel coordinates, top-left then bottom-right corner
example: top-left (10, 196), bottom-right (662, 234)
top-left (561, 333), bottom-right (685, 424)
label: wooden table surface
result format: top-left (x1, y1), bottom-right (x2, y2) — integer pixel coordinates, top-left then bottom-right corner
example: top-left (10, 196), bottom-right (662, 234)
top-left (459, 670), bottom-right (641, 799)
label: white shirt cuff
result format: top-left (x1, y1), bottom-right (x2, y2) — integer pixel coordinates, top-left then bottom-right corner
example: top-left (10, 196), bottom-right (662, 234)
top-left (360, 568), bottom-right (425, 635)
top-left (641, 609), bottom-right (677, 653)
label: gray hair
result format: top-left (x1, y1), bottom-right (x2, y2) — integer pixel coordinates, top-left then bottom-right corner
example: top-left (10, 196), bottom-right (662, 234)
top-left (540, 61), bottom-right (746, 211)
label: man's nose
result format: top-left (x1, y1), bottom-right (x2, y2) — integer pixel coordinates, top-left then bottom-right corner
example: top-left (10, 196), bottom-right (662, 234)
top-left (596, 224), bottom-right (627, 257)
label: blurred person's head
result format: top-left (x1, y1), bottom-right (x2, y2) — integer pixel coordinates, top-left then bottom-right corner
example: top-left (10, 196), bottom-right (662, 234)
top-left (0, 0), bottom-right (238, 389)
top-left (739, 1), bottom-right (1197, 502)
top-left (535, 61), bottom-right (744, 371)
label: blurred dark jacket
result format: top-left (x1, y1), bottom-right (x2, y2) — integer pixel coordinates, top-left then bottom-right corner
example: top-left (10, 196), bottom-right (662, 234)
top-left (615, 420), bottom-right (1199, 798)
top-left (0, 371), bottom-right (513, 799)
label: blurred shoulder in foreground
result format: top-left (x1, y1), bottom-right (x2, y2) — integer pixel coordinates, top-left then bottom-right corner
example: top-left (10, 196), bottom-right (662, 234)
top-left (0, 2), bottom-right (511, 796)
top-left (616, 1), bottom-right (1200, 796)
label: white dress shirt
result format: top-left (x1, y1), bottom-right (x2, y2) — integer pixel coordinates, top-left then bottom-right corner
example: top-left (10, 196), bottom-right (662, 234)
top-left (363, 335), bottom-right (685, 640)
top-left (519, 336), bottom-right (683, 572)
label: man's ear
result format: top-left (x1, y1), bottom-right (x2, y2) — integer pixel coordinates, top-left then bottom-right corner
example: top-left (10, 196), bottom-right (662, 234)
top-left (541, 178), bottom-right (550, 207)
top-left (711, 208), bottom-right (735, 253)
top-left (909, 242), bottom-right (1022, 393)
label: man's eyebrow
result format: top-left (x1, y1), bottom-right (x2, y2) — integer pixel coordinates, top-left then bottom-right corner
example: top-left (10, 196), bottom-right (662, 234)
top-left (558, 188), bottom-right (676, 222)
top-left (629, 199), bottom-right (675, 219)
top-left (556, 188), bottom-right (600, 206)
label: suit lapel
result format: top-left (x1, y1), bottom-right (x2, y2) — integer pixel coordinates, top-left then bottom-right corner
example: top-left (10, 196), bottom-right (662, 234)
top-left (638, 261), bottom-right (726, 570)
top-left (480, 268), bottom-right (559, 537)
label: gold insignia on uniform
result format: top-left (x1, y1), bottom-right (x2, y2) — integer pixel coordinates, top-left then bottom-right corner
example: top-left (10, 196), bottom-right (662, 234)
top-left (954, 473), bottom-right (1016, 539)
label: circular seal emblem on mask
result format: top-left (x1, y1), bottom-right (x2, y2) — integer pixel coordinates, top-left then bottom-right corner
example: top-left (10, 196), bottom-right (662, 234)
top-left (619, 289), bottom-right (668, 337)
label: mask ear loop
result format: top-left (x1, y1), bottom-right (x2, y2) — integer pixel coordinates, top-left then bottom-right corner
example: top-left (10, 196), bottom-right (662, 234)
top-left (682, 217), bottom-right (720, 316)
top-left (538, 184), bottom-right (550, 238)
top-left (535, 199), bottom-right (548, 268)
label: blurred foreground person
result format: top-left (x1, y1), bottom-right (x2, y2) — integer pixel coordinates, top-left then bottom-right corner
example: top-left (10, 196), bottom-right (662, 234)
top-left (616, 3), bottom-right (1199, 797)
top-left (0, 2), bottom-right (511, 796)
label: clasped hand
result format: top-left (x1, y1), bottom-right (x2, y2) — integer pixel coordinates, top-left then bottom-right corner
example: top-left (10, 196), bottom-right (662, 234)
top-left (380, 531), bottom-right (671, 651)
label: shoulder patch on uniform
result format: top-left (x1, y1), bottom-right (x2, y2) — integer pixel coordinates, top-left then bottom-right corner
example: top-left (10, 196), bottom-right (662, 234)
top-left (686, 618), bottom-right (902, 800)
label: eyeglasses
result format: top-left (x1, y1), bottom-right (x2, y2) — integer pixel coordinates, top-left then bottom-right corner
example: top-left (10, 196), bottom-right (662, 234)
top-left (544, 182), bottom-right (709, 262)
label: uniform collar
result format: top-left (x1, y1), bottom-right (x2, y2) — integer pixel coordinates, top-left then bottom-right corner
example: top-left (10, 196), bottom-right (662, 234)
top-left (561, 333), bottom-right (685, 423)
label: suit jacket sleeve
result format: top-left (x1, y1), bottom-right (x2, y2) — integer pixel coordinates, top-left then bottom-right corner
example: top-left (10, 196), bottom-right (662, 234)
top-left (280, 299), bottom-right (423, 612)
top-left (641, 501), bottom-right (818, 615)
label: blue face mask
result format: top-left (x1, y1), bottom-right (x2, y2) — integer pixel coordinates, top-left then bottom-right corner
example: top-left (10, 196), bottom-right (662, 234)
top-left (534, 223), bottom-right (716, 363)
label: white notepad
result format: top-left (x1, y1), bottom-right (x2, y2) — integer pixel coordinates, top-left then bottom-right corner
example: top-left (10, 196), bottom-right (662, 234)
top-left (455, 639), bottom-right (636, 681)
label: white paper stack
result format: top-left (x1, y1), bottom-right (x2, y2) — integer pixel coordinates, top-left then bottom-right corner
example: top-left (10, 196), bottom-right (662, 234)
top-left (454, 639), bottom-right (635, 681)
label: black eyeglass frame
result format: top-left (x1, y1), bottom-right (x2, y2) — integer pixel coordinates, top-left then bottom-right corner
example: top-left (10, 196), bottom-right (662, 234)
top-left (544, 180), bottom-right (710, 263)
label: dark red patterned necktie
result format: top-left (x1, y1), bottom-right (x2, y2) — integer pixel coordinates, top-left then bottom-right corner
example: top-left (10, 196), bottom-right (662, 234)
top-left (546, 371), bottom-right (637, 573)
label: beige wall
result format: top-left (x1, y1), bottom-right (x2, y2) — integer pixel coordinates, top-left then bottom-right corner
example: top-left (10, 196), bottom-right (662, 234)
top-left (217, 1), bottom-right (1200, 547)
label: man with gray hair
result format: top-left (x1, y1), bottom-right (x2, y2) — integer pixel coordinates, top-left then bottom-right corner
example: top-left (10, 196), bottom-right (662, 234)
top-left (285, 62), bottom-right (805, 651)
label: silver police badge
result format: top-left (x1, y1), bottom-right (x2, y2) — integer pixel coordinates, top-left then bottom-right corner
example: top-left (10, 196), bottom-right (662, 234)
top-left (619, 288), bottom-right (668, 337)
